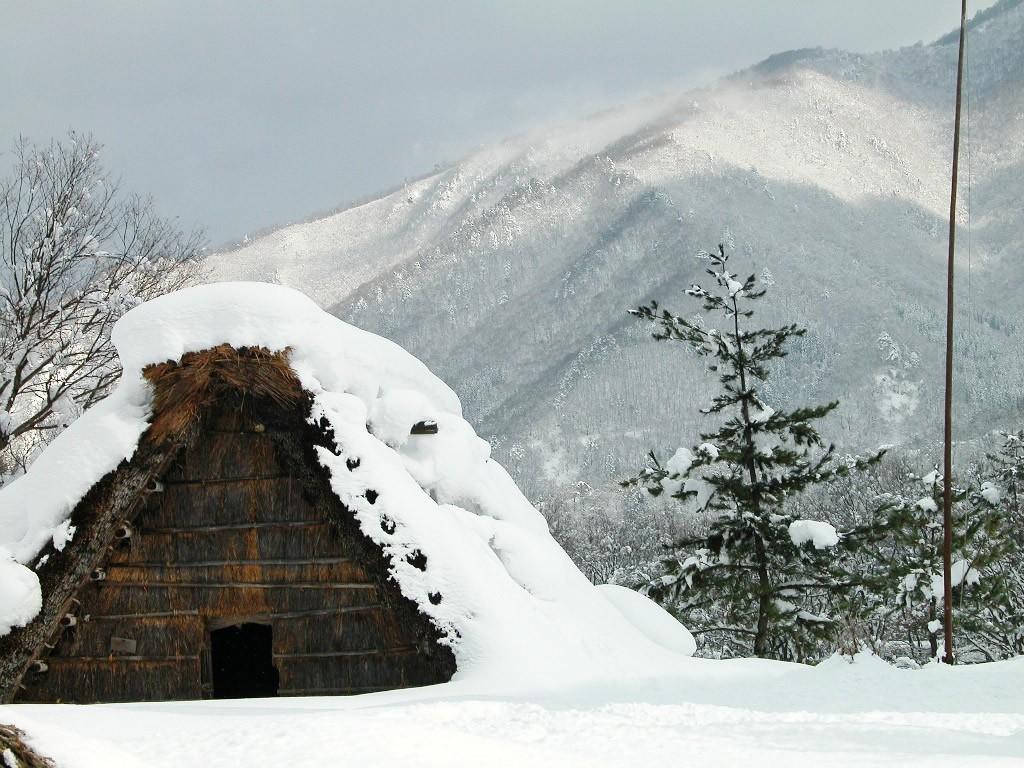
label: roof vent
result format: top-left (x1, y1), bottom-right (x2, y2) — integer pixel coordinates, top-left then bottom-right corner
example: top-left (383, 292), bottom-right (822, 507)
top-left (411, 420), bottom-right (438, 435)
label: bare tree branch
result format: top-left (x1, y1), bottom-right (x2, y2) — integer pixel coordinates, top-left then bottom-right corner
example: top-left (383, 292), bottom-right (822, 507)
top-left (0, 133), bottom-right (206, 479)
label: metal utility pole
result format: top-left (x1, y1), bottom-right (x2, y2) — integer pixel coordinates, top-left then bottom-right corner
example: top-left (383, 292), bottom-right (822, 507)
top-left (941, 0), bottom-right (968, 666)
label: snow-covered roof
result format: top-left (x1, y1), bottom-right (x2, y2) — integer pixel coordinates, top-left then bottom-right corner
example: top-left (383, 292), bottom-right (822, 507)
top-left (0, 282), bottom-right (693, 689)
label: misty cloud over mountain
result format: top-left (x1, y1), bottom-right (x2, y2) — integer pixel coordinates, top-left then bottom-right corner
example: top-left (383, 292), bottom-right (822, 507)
top-left (210, 0), bottom-right (1024, 499)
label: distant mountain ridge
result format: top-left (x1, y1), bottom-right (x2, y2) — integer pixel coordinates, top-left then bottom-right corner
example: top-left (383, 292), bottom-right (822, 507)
top-left (209, 3), bottom-right (1024, 499)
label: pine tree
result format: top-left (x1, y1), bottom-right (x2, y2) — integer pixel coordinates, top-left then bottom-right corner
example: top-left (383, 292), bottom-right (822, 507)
top-left (975, 430), bottom-right (1024, 656)
top-left (852, 465), bottom-right (1017, 662)
top-left (988, 430), bottom-right (1024, 544)
top-left (625, 245), bottom-right (881, 660)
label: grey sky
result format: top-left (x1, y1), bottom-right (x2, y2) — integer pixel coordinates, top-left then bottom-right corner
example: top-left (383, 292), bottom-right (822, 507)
top-left (0, 1), bottom-right (993, 246)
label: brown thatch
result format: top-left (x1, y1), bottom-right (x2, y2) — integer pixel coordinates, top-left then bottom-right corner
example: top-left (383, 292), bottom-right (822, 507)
top-left (0, 724), bottom-right (56, 768)
top-left (143, 344), bottom-right (305, 446)
top-left (0, 345), bottom-right (455, 703)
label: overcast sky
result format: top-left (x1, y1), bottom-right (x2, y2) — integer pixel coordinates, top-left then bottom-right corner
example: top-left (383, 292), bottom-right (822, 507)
top-left (0, 1), bottom-right (994, 246)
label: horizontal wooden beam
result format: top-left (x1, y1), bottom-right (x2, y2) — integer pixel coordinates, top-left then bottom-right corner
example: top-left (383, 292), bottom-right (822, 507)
top-left (88, 610), bottom-right (201, 621)
top-left (96, 581), bottom-right (377, 590)
top-left (162, 475), bottom-right (291, 486)
top-left (42, 655), bottom-right (200, 664)
top-left (204, 427), bottom-right (293, 435)
top-left (109, 558), bottom-right (355, 568)
top-left (86, 605), bottom-right (386, 623)
top-left (141, 521), bottom-right (325, 534)
top-left (273, 646), bottom-right (416, 660)
top-left (256, 605), bottom-right (387, 619)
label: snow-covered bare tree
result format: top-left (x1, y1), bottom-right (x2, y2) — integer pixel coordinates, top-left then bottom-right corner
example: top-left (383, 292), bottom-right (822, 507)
top-left (539, 482), bottom-right (679, 586)
top-left (0, 134), bottom-right (204, 479)
top-left (625, 245), bottom-right (882, 660)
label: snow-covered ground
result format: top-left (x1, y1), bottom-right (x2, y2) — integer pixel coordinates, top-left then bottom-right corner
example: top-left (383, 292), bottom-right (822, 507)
top-left (5, 654), bottom-right (1023, 767)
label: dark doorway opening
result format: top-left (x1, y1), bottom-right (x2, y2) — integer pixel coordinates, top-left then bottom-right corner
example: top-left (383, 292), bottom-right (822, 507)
top-left (211, 623), bottom-right (279, 699)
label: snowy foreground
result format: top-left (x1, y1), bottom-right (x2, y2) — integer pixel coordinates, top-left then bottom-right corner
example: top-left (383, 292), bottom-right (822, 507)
top-left (5, 654), bottom-right (1024, 767)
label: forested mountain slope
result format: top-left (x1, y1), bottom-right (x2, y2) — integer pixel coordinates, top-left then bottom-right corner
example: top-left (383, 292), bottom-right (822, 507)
top-left (210, 0), bottom-right (1024, 498)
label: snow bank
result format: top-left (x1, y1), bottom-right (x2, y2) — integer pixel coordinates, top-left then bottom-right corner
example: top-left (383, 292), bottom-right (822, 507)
top-left (598, 584), bottom-right (696, 656)
top-left (8, 651), bottom-right (1024, 768)
top-left (788, 520), bottom-right (839, 549)
top-left (0, 282), bottom-right (694, 691)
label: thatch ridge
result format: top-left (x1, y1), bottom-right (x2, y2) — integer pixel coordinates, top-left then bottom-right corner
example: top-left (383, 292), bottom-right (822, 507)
top-left (143, 344), bottom-right (304, 446)
top-left (0, 345), bottom-right (455, 703)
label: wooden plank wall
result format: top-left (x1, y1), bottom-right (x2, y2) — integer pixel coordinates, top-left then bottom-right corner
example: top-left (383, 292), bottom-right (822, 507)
top-left (18, 401), bottom-right (453, 703)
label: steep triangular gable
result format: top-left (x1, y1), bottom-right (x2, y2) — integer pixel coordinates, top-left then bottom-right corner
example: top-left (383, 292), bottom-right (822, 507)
top-left (2, 346), bottom-right (454, 703)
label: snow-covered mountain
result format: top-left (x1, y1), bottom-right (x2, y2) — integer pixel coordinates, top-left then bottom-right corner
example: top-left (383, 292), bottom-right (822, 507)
top-left (209, 0), bottom-right (1024, 499)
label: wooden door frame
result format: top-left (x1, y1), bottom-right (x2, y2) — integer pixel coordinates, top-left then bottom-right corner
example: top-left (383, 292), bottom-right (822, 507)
top-left (201, 616), bottom-right (275, 699)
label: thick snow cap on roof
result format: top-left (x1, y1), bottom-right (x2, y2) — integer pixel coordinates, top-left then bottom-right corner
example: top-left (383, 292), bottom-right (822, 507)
top-left (0, 282), bottom-right (694, 689)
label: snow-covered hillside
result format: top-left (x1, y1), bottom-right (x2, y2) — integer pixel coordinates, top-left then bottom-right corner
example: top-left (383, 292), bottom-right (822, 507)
top-left (209, 1), bottom-right (1024, 498)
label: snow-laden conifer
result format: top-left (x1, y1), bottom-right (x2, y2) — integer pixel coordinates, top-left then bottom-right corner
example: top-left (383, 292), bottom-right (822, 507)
top-left (850, 463), bottom-right (1018, 662)
top-left (625, 245), bottom-right (882, 660)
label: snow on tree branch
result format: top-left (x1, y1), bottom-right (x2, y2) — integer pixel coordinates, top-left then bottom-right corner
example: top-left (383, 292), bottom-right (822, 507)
top-left (0, 133), bottom-right (205, 480)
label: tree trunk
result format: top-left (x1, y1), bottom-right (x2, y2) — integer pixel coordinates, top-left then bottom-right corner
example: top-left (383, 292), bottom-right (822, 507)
top-left (753, 535), bottom-right (771, 657)
top-left (731, 292), bottom-right (772, 658)
top-left (928, 600), bottom-right (939, 659)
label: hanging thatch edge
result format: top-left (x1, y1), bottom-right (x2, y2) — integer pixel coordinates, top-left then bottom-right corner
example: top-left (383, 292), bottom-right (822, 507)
top-left (0, 723), bottom-right (56, 768)
top-left (0, 432), bottom-right (180, 702)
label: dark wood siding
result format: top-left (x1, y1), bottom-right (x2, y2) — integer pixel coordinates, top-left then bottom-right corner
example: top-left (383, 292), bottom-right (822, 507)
top-left (17, 397), bottom-right (454, 703)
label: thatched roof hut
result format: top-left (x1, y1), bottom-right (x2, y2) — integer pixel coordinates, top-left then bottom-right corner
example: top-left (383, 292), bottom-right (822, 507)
top-left (1, 344), bottom-right (453, 702)
top-left (0, 282), bottom-right (694, 705)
